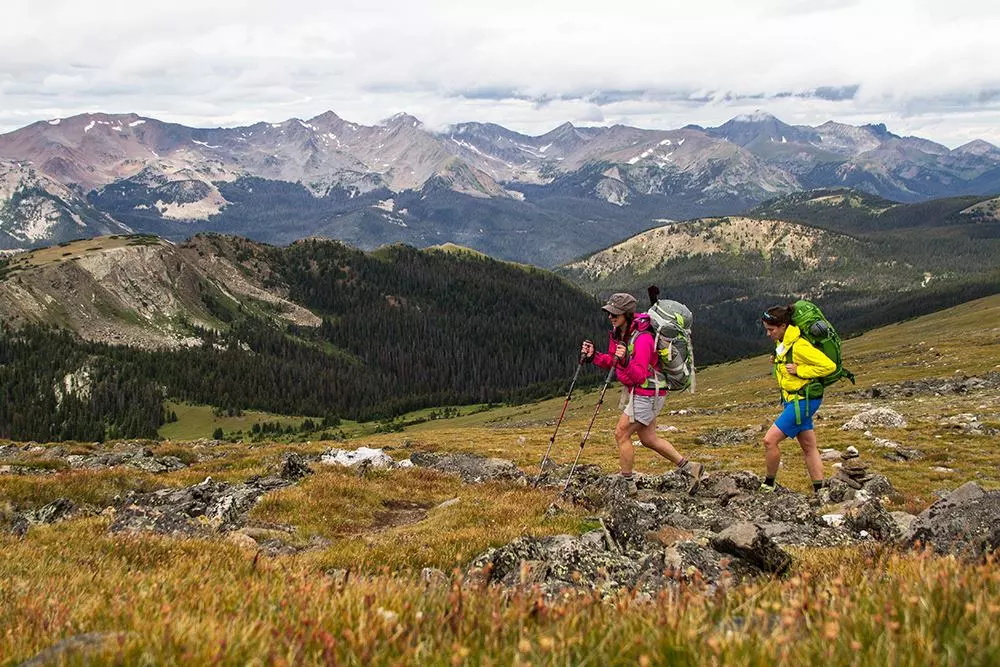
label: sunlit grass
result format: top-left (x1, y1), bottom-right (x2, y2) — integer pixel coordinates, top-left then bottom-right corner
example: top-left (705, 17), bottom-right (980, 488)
top-left (3, 296), bottom-right (1000, 663)
top-left (2, 523), bottom-right (998, 665)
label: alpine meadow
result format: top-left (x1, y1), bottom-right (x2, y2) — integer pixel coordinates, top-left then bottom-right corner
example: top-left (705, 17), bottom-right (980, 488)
top-left (2, 104), bottom-right (1000, 665)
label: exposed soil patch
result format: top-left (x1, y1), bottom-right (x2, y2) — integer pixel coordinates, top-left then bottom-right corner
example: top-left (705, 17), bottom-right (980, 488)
top-left (372, 499), bottom-right (434, 531)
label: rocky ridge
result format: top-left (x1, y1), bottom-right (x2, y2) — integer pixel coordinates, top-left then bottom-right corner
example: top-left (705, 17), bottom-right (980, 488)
top-left (561, 216), bottom-right (857, 280)
top-left (5, 440), bottom-right (997, 596)
top-left (0, 235), bottom-right (320, 349)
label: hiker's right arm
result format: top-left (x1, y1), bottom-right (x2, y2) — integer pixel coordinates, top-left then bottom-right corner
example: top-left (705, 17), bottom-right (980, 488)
top-left (589, 338), bottom-right (615, 369)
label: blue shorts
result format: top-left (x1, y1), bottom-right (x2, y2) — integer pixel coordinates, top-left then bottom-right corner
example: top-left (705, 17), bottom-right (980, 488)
top-left (774, 398), bottom-right (823, 438)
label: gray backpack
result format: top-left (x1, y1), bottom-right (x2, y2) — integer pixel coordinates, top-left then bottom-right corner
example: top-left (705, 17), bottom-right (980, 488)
top-left (645, 287), bottom-right (695, 393)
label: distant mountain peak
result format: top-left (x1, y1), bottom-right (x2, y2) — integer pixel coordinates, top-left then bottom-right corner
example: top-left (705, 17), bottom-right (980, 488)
top-left (551, 121), bottom-right (576, 131)
top-left (862, 122), bottom-right (898, 140)
top-left (310, 110), bottom-right (343, 121)
top-left (730, 110), bottom-right (778, 123)
top-left (381, 112), bottom-right (423, 128)
top-left (954, 138), bottom-right (1000, 156)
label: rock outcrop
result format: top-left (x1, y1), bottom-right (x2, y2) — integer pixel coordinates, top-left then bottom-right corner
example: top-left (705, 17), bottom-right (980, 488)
top-left (907, 482), bottom-right (1000, 560)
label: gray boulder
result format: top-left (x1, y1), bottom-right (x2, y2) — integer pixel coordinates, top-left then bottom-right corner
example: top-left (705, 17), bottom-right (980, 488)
top-left (842, 407), bottom-right (907, 430)
top-left (9, 498), bottom-right (78, 536)
top-left (110, 475), bottom-right (293, 535)
top-left (843, 499), bottom-right (900, 541)
top-left (907, 482), bottom-right (1000, 559)
top-left (710, 522), bottom-right (792, 574)
top-left (409, 451), bottom-right (525, 484)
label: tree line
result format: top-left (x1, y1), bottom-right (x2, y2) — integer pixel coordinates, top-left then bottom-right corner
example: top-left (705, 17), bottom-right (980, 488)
top-left (0, 240), bottom-right (603, 441)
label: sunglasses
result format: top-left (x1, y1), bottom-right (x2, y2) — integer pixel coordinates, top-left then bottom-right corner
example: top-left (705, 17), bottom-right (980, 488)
top-left (761, 311), bottom-right (780, 324)
top-left (606, 311), bottom-right (623, 319)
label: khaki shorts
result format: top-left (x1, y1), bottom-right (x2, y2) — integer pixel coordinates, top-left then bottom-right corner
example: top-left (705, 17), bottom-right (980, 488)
top-left (619, 388), bottom-right (666, 426)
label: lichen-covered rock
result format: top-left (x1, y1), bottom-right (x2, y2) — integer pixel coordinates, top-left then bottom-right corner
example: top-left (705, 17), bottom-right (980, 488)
top-left (695, 426), bottom-right (763, 447)
top-left (409, 451), bottom-right (525, 484)
top-left (710, 523), bottom-right (792, 574)
top-left (469, 534), bottom-right (642, 594)
top-left (9, 497), bottom-right (78, 536)
top-left (271, 452), bottom-right (313, 480)
top-left (907, 482), bottom-right (1000, 559)
top-left (842, 407), bottom-right (907, 430)
top-left (844, 499), bottom-right (899, 541)
top-left (110, 475), bottom-right (293, 535)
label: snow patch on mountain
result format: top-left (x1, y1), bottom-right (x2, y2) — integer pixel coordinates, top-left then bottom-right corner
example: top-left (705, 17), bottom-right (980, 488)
top-left (733, 111), bottom-right (777, 122)
top-left (155, 198), bottom-right (225, 221)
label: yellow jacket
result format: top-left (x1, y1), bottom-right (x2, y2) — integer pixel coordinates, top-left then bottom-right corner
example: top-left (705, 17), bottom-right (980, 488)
top-left (773, 325), bottom-right (836, 401)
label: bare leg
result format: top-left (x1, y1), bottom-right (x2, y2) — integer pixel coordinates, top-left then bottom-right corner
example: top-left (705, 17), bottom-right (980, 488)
top-left (796, 429), bottom-right (824, 481)
top-left (614, 412), bottom-right (640, 474)
top-left (635, 421), bottom-right (684, 465)
top-left (763, 425), bottom-right (786, 478)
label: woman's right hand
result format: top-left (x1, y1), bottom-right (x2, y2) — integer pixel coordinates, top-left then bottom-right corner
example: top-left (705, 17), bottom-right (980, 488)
top-left (581, 340), bottom-right (594, 359)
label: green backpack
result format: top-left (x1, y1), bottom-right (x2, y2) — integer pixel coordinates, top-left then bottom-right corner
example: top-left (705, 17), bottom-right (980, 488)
top-left (790, 300), bottom-right (856, 393)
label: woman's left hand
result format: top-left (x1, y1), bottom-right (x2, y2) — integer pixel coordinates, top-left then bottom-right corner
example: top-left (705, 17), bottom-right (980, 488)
top-left (785, 363), bottom-right (798, 376)
top-left (614, 343), bottom-right (627, 361)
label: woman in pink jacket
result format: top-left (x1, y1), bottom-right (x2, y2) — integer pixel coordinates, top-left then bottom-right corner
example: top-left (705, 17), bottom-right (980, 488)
top-left (581, 293), bottom-right (704, 497)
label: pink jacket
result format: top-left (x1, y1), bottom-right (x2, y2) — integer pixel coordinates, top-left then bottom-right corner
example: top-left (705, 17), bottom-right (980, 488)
top-left (592, 314), bottom-right (666, 396)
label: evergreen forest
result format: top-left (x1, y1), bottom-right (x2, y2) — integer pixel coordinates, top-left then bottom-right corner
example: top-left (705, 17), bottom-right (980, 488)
top-left (0, 241), bottom-right (605, 441)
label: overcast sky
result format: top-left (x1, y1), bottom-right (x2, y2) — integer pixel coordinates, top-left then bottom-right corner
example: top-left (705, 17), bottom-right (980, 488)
top-left (2, 0), bottom-right (999, 147)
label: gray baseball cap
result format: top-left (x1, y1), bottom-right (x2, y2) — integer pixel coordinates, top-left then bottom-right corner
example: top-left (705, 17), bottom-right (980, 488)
top-left (601, 292), bottom-right (637, 315)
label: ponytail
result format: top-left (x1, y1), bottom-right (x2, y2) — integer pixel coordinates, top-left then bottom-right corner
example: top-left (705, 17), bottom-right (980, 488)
top-left (762, 304), bottom-right (794, 326)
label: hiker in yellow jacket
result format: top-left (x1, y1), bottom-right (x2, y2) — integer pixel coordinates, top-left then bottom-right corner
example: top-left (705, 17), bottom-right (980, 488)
top-left (760, 304), bottom-right (836, 494)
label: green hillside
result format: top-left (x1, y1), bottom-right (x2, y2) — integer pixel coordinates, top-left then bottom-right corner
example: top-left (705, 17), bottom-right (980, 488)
top-left (559, 191), bottom-right (1000, 363)
top-left (0, 236), bottom-right (603, 442)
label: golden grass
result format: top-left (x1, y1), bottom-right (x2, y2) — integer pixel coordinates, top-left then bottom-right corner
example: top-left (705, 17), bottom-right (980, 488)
top-left (3, 295), bottom-right (1000, 664)
top-left (3, 235), bottom-right (145, 270)
top-left (2, 523), bottom-right (998, 665)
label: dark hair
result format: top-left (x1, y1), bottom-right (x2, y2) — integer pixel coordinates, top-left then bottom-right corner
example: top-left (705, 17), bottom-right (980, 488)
top-left (613, 312), bottom-right (635, 340)
top-left (762, 304), bottom-right (794, 326)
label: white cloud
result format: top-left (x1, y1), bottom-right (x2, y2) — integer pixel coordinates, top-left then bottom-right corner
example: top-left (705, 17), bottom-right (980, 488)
top-left (1, 0), bottom-right (999, 146)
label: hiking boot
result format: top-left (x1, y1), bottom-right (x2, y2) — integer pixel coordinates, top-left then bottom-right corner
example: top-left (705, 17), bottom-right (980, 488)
top-left (615, 474), bottom-right (638, 498)
top-left (758, 482), bottom-right (776, 493)
top-left (683, 461), bottom-right (704, 495)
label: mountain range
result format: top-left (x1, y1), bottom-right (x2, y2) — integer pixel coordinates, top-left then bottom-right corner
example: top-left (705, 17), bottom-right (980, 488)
top-left (2, 111), bottom-right (999, 266)
top-left (2, 181), bottom-right (998, 440)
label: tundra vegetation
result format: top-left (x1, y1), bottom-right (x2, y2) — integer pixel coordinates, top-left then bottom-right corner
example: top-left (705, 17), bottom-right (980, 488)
top-left (2, 296), bottom-right (1000, 664)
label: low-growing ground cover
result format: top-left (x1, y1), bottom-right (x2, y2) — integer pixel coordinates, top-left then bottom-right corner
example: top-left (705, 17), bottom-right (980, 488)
top-left (2, 526), bottom-right (998, 664)
top-left (2, 295), bottom-right (1000, 664)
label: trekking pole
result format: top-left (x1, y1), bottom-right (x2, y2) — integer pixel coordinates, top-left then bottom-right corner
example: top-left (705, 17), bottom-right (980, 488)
top-left (561, 363), bottom-right (617, 495)
top-left (533, 352), bottom-right (587, 487)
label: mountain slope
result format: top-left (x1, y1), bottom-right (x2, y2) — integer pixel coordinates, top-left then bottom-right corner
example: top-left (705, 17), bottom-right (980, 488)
top-left (0, 235), bottom-right (319, 348)
top-left (0, 160), bottom-right (132, 248)
top-left (558, 207), bottom-right (1000, 362)
top-left (0, 234), bottom-right (604, 440)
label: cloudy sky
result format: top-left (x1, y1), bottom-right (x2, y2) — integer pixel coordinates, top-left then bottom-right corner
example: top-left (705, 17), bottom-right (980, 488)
top-left (2, 0), bottom-right (999, 147)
